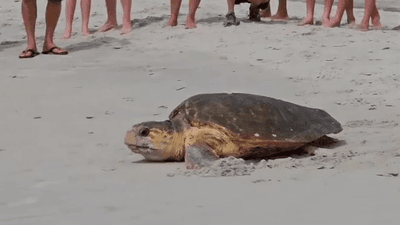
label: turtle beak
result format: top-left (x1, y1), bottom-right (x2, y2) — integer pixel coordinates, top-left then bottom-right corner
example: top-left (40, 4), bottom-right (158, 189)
top-left (124, 129), bottom-right (136, 146)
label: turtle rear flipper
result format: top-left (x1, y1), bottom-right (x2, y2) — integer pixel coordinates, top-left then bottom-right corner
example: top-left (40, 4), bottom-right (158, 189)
top-left (185, 145), bottom-right (219, 169)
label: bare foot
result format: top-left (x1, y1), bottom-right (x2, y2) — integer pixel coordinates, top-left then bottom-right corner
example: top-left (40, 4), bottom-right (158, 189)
top-left (358, 22), bottom-right (369, 32)
top-left (82, 28), bottom-right (90, 36)
top-left (166, 18), bottom-right (178, 27)
top-left (323, 18), bottom-right (341, 28)
top-left (260, 9), bottom-right (271, 18)
top-left (298, 17), bottom-right (313, 26)
top-left (120, 25), bottom-right (133, 35)
top-left (271, 13), bottom-right (289, 21)
top-left (61, 30), bottom-right (72, 39)
top-left (347, 18), bottom-right (356, 27)
top-left (347, 16), bottom-right (356, 25)
top-left (185, 18), bottom-right (197, 29)
top-left (99, 21), bottom-right (118, 32)
top-left (371, 16), bottom-right (382, 30)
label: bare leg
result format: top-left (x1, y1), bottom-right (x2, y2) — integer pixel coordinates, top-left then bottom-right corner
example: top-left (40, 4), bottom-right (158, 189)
top-left (359, 0), bottom-right (378, 31)
top-left (322, 0), bottom-right (334, 26)
top-left (370, 3), bottom-right (381, 29)
top-left (346, 0), bottom-right (356, 25)
top-left (260, 7), bottom-right (271, 18)
top-left (272, 0), bottom-right (289, 20)
top-left (185, 0), bottom-right (201, 29)
top-left (20, 0), bottom-right (38, 58)
top-left (81, 0), bottom-right (91, 36)
top-left (120, 0), bottom-right (132, 34)
top-left (43, 0), bottom-right (67, 54)
top-left (167, 0), bottom-right (182, 26)
top-left (99, 0), bottom-right (118, 32)
top-left (324, 0), bottom-right (348, 27)
top-left (224, 0), bottom-right (239, 26)
top-left (299, 0), bottom-right (316, 26)
top-left (62, 0), bottom-right (76, 39)
top-left (227, 0), bottom-right (235, 13)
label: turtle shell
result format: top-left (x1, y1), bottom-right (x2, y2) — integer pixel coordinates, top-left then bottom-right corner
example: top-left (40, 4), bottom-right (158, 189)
top-left (168, 93), bottom-right (342, 143)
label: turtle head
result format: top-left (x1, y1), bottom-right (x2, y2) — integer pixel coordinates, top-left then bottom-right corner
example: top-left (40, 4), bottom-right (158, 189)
top-left (124, 120), bottom-right (180, 161)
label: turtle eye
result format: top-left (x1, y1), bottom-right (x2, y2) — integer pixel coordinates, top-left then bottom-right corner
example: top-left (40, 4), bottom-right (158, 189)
top-left (139, 127), bottom-right (150, 137)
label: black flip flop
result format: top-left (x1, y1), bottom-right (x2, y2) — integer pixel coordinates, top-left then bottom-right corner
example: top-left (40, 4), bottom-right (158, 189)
top-left (42, 46), bottom-right (68, 55)
top-left (19, 49), bottom-right (40, 59)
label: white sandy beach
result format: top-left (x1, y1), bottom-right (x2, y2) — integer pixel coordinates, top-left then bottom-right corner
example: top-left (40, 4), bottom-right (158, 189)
top-left (1, 0), bottom-right (400, 224)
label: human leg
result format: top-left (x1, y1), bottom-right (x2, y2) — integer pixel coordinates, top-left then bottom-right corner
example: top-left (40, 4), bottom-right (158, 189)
top-left (20, 0), bottom-right (38, 58)
top-left (298, 0), bottom-right (316, 26)
top-left (324, 0), bottom-right (348, 27)
top-left (227, 0), bottom-right (235, 13)
top-left (322, 0), bottom-right (334, 25)
top-left (99, 0), bottom-right (118, 32)
top-left (120, 0), bottom-right (132, 34)
top-left (345, 0), bottom-right (355, 25)
top-left (167, 0), bottom-right (182, 26)
top-left (359, 0), bottom-right (377, 31)
top-left (62, 0), bottom-right (76, 39)
top-left (43, 0), bottom-right (68, 54)
top-left (81, 0), bottom-right (91, 35)
top-left (185, 0), bottom-right (201, 28)
top-left (370, 2), bottom-right (381, 29)
top-left (260, 7), bottom-right (271, 18)
top-left (272, 0), bottom-right (289, 20)
top-left (224, 0), bottom-right (239, 26)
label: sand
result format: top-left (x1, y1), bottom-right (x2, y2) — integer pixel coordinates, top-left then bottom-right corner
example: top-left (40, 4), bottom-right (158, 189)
top-left (1, 0), bottom-right (400, 224)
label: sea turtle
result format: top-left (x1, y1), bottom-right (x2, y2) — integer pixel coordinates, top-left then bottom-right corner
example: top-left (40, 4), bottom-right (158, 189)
top-left (124, 93), bottom-right (342, 169)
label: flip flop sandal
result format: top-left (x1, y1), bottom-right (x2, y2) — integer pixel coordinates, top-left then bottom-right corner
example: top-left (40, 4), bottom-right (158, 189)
top-left (42, 46), bottom-right (68, 55)
top-left (19, 49), bottom-right (40, 59)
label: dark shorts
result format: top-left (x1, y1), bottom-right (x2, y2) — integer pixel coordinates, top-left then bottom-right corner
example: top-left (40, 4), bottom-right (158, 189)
top-left (48, 0), bottom-right (62, 2)
top-left (234, 0), bottom-right (270, 10)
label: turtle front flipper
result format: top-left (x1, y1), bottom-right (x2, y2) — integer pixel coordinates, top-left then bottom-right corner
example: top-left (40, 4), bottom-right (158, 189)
top-left (185, 145), bottom-right (219, 169)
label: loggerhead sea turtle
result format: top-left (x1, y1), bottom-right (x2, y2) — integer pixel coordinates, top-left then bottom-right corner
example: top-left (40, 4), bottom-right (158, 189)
top-left (124, 93), bottom-right (342, 169)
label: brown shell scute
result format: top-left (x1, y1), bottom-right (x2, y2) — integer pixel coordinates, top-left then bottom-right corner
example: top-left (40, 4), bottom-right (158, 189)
top-left (168, 93), bottom-right (342, 142)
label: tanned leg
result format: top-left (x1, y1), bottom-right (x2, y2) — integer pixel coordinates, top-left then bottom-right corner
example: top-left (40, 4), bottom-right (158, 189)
top-left (322, 0), bottom-right (334, 26)
top-left (62, 0), bottom-right (76, 39)
top-left (120, 0), bottom-right (132, 34)
top-left (299, 0), bottom-right (316, 26)
top-left (81, 0), bottom-right (91, 36)
top-left (359, 0), bottom-right (378, 31)
top-left (20, 0), bottom-right (38, 57)
top-left (370, 3), bottom-right (381, 29)
top-left (346, 0), bottom-right (356, 25)
top-left (43, 0), bottom-right (67, 54)
top-left (227, 0), bottom-right (235, 13)
top-left (272, 0), bottom-right (289, 20)
top-left (260, 7), bottom-right (271, 18)
top-left (99, 0), bottom-right (118, 32)
top-left (185, 0), bottom-right (201, 29)
top-left (324, 0), bottom-right (348, 27)
top-left (167, 0), bottom-right (182, 26)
